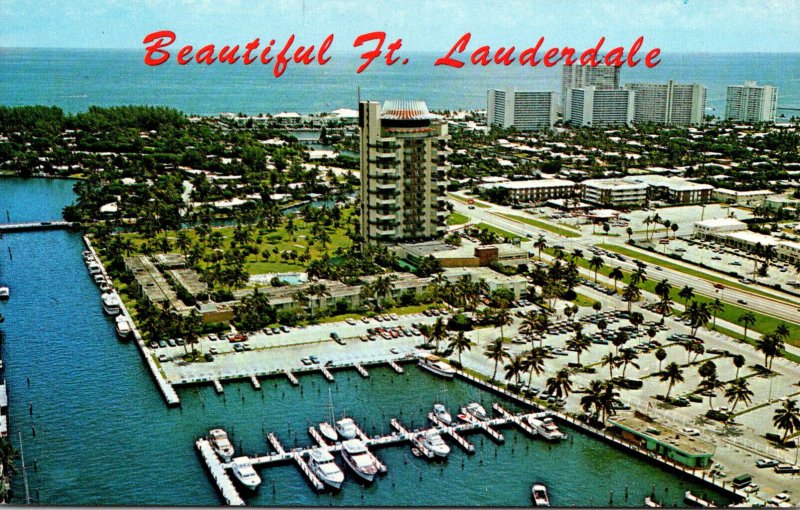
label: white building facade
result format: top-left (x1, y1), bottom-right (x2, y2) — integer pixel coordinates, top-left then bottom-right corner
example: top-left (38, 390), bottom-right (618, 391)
top-left (487, 89), bottom-right (557, 130)
top-left (725, 81), bottom-right (778, 123)
top-left (565, 87), bottom-right (635, 128)
top-left (625, 81), bottom-right (707, 126)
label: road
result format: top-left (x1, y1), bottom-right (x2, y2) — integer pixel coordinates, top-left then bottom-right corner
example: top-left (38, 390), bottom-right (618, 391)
top-left (451, 199), bottom-right (800, 328)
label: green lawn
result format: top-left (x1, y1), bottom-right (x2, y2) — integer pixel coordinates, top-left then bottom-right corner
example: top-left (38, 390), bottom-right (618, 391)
top-left (599, 243), bottom-right (798, 307)
top-left (476, 223), bottom-right (521, 241)
top-left (572, 293), bottom-right (599, 308)
top-left (447, 193), bottom-right (491, 208)
top-left (496, 212), bottom-right (582, 238)
top-left (447, 212), bottom-right (470, 226)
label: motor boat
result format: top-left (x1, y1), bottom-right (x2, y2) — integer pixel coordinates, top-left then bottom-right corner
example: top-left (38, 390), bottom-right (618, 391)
top-left (87, 262), bottom-right (102, 275)
top-left (418, 356), bottom-right (456, 379)
top-left (531, 483), bottom-right (550, 506)
top-left (462, 402), bottom-right (488, 421)
top-left (115, 315), bottom-right (132, 339)
top-left (209, 428), bottom-right (235, 462)
top-left (319, 422), bottom-right (338, 443)
top-left (94, 274), bottom-right (107, 285)
top-left (335, 418), bottom-right (358, 440)
top-left (419, 430), bottom-right (450, 458)
top-left (433, 403), bottom-right (452, 425)
top-left (0, 286), bottom-right (9, 300)
top-left (101, 292), bottom-right (121, 316)
top-left (308, 448), bottom-right (344, 490)
top-left (230, 457), bottom-right (261, 490)
top-left (528, 417), bottom-right (566, 441)
top-left (645, 496), bottom-right (662, 508)
top-left (340, 439), bottom-right (380, 482)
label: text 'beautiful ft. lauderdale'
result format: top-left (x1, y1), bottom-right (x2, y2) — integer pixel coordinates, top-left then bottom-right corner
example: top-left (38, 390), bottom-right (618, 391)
top-left (142, 31), bottom-right (663, 76)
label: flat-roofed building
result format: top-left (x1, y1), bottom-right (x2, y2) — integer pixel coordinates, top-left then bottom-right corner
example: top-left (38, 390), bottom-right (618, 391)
top-left (443, 266), bottom-right (528, 299)
top-left (581, 178), bottom-right (648, 206)
top-left (623, 175), bottom-right (714, 204)
top-left (565, 87), bottom-right (634, 128)
top-left (692, 217), bottom-right (747, 238)
top-left (487, 89), bottom-right (557, 131)
top-left (713, 188), bottom-right (775, 206)
top-left (625, 81), bottom-right (707, 126)
top-left (725, 81), bottom-right (778, 123)
top-left (609, 412), bottom-right (714, 468)
top-left (561, 64), bottom-right (620, 113)
top-left (478, 178), bottom-right (576, 203)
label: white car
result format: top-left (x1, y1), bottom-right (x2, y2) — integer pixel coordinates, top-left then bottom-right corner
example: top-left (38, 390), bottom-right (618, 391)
top-left (389, 347), bottom-right (399, 354)
top-left (361, 317), bottom-right (371, 323)
top-left (345, 318), bottom-right (357, 325)
top-left (682, 427), bottom-right (700, 437)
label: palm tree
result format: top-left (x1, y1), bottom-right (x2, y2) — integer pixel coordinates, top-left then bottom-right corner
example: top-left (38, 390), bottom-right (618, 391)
top-left (773, 399), bottom-right (800, 444)
top-left (654, 279), bottom-right (673, 321)
top-left (736, 312), bottom-right (756, 342)
top-left (612, 330), bottom-right (629, 354)
top-left (622, 284), bottom-right (641, 312)
top-left (708, 298), bottom-right (724, 329)
top-left (756, 331), bottom-right (785, 370)
top-left (725, 378), bottom-right (754, 414)
top-left (682, 301), bottom-right (711, 337)
top-left (609, 266), bottom-right (624, 292)
top-left (698, 375), bottom-right (726, 408)
top-left (619, 348), bottom-right (640, 379)
top-left (534, 235), bottom-right (547, 261)
top-left (654, 347), bottom-right (667, 372)
top-left (589, 255), bottom-right (604, 283)
top-left (566, 330), bottom-right (591, 366)
top-left (601, 353), bottom-right (620, 378)
top-left (371, 274), bottom-right (398, 306)
top-left (494, 303), bottom-right (512, 341)
top-left (580, 380), bottom-right (617, 423)
top-left (660, 361), bottom-right (684, 399)
top-left (448, 331), bottom-right (473, 366)
top-left (484, 338), bottom-right (509, 381)
top-left (430, 317), bottom-right (448, 353)
top-left (678, 285), bottom-right (695, 307)
top-left (523, 347), bottom-right (546, 387)
top-left (546, 368), bottom-right (573, 399)
top-left (504, 353), bottom-right (527, 385)
top-left (629, 267), bottom-right (647, 287)
top-left (731, 354), bottom-right (746, 378)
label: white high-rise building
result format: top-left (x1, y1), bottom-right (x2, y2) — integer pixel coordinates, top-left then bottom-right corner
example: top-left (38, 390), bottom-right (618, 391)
top-left (487, 89), bottom-right (556, 130)
top-left (625, 81), bottom-right (707, 126)
top-left (564, 87), bottom-right (634, 128)
top-left (359, 100), bottom-right (450, 245)
top-left (725, 81), bottom-right (778, 123)
top-left (561, 64), bottom-right (620, 112)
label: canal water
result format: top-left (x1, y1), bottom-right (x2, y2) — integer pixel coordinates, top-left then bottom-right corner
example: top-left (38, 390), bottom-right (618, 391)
top-left (0, 178), bottom-right (733, 506)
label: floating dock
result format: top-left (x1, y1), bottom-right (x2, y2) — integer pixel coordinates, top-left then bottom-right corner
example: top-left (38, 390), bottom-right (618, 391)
top-left (196, 439), bottom-right (245, 506)
top-left (388, 360), bottom-right (404, 373)
top-left (284, 370), bottom-right (299, 385)
top-left (213, 379), bottom-right (224, 394)
top-left (308, 427), bottom-right (329, 447)
top-left (249, 375), bottom-right (261, 390)
top-left (320, 366), bottom-right (335, 382)
top-left (493, 403), bottom-right (537, 437)
top-left (428, 413), bottom-right (475, 453)
top-left (292, 452), bottom-right (325, 491)
top-left (354, 363), bottom-right (369, 377)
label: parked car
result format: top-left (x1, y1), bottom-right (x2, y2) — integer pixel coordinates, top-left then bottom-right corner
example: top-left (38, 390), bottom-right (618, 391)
top-left (755, 458), bottom-right (779, 468)
top-left (280, 325), bottom-right (290, 333)
top-left (207, 333), bottom-right (219, 342)
top-left (346, 318), bottom-right (357, 325)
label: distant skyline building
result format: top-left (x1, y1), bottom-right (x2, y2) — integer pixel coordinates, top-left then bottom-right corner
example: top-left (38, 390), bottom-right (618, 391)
top-left (487, 89), bottom-right (557, 131)
top-left (359, 100), bottom-right (450, 245)
top-left (725, 81), bottom-right (778, 123)
top-left (625, 81), bottom-right (707, 126)
top-left (564, 87), bottom-right (634, 128)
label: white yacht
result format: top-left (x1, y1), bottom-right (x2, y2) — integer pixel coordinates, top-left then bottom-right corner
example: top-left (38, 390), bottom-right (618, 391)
top-left (94, 274), bottom-right (106, 285)
top-left (115, 315), bottom-right (132, 339)
top-left (463, 402), bottom-right (488, 421)
top-left (418, 356), bottom-right (455, 379)
top-left (87, 262), bottom-right (102, 275)
top-left (319, 422), bottom-right (338, 443)
top-left (340, 439), bottom-right (380, 482)
top-left (528, 417), bottom-right (566, 441)
top-left (335, 418), bottom-right (358, 440)
top-left (0, 286), bottom-right (9, 300)
top-left (419, 430), bottom-right (450, 458)
top-left (433, 403), bottom-right (452, 425)
top-left (531, 484), bottom-right (550, 506)
top-left (209, 429), bottom-right (234, 461)
top-left (101, 292), bottom-right (121, 316)
top-left (308, 448), bottom-right (344, 489)
top-left (230, 457), bottom-right (261, 490)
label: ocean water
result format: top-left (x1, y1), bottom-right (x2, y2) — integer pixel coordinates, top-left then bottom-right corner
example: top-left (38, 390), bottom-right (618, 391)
top-left (0, 177), bottom-right (736, 506)
top-left (0, 48), bottom-right (798, 116)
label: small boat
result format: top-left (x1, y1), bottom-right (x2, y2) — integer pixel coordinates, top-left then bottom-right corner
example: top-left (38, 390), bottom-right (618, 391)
top-left (87, 262), bottom-right (102, 275)
top-left (531, 483), bottom-right (550, 506)
top-left (411, 447), bottom-right (422, 458)
top-left (319, 422), bottom-right (338, 443)
top-left (418, 356), bottom-right (455, 379)
top-left (341, 439), bottom-right (380, 482)
top-left (419, 430), bottom-right (450, 458)
top-left (433, 403), bottom-right (452, 425)
top-left (115, 315), bottom-right (132, 339)
top-left (462, 402), bottom-right (488, 421)
top-left (231, 457), bottom-right (261, 490)
top-left (82, 250), bottom-right (93, 258)
top-left (209, 428), bottom-right (235, 462)
top-left (101, 292), bottom-right (121, 316)
top-left (99, 282), bottom-right (112, 292)
top-left (94, 274), bottom-right (106, 285)
top-left (335, 418), bottom-right (358, 440)
top-left (0, 286), bottom-right (9, 300)
top-left (645, 496), bottom-right (662, 508)
top-left (308, 448), bottom-right (344, 490)
top-left (528, 417), bottom-right (566, 441)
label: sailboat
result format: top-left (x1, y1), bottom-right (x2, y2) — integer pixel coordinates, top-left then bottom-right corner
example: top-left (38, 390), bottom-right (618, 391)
top-left (319, 388), bottom-right (339, 443)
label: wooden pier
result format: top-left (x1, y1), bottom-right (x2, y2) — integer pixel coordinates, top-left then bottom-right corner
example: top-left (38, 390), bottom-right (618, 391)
top-left (284, 370), bottom-right (299, 385)
top-left (195, 439), bottom-right (245, 506)
top-left (493, 403), bottom-right (537, 437)
top-left (388, 360), bottom-right (404, 374)
top-left (213, 379), bottom-right (224, 394)
top-left (249, 375), bottom-right (261, 390)
top-left (267, 433), bottom-right (286, 455)
top-left (308, 427), bottom-right (329, 447)
top-left (320, 365), bottom-right (335, 382)
top-left (428, 413), bottom-right (475, 454)
top-left (354, 363), bottom-right (369, 377)
top-left (292, 452), bottom-right (325, 491)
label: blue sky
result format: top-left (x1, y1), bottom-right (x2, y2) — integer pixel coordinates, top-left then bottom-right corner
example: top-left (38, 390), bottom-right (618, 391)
top-left (1, 0), bottom-right (799, 52)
